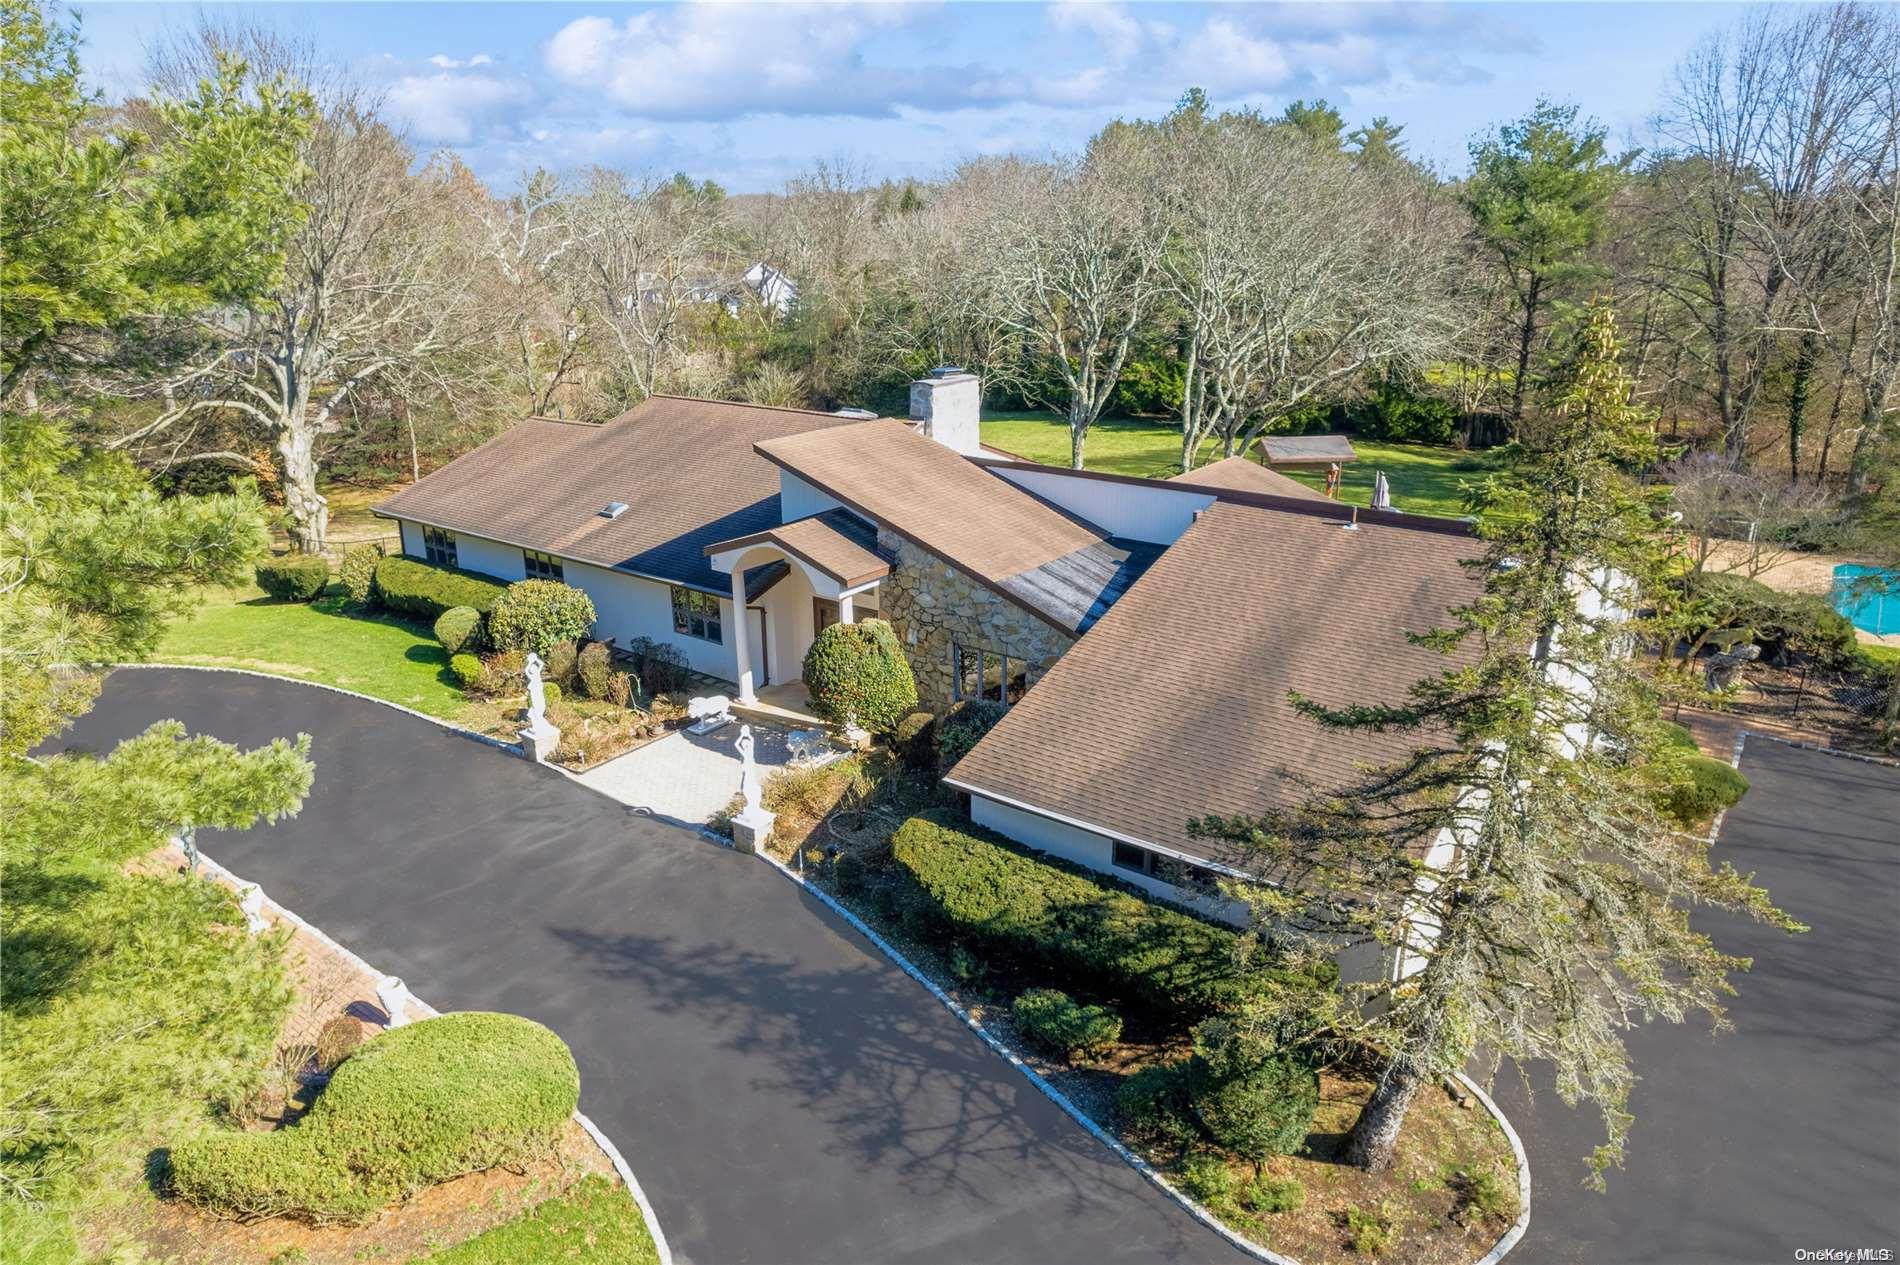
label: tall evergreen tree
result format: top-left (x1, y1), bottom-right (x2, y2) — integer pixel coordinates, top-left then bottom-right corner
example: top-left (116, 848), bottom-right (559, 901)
top-left (1464, 101), bottom-right (1623, 427)
top-left (1192, 302), bottom-right (1801, 1176)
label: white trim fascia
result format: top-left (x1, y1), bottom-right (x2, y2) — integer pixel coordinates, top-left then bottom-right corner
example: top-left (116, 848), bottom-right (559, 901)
top-left (942, 776), bottom-right (1256, 884)
top-left (382, 511), bottom-right (730, 599)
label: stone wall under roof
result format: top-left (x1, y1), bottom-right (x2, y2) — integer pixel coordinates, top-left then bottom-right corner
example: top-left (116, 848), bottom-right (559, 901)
top-left (874, 527), bottom-right (1074, 712)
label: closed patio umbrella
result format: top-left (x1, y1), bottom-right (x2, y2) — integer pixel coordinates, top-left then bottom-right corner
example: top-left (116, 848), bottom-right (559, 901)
top-left (1371, 470), bottom-right (1392, 510)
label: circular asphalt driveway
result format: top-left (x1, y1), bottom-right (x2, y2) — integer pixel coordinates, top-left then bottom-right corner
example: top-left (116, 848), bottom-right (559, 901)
top-left (59, 669), bottom-right (1249, 1265)
top-left (1493, 737), bottom-right (1900, 1265)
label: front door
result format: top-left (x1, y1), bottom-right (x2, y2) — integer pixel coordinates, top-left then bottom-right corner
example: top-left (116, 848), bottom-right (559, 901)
top-left (747, 607), bottom-right (769, 685)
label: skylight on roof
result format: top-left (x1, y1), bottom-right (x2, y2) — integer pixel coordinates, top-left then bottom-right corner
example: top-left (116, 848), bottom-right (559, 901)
top-left (599, 501), bottom-right (629, 519)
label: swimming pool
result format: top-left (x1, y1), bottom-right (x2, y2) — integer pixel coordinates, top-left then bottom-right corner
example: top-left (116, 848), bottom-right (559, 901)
top-left (1833, 563), bottom-right (1900, 636)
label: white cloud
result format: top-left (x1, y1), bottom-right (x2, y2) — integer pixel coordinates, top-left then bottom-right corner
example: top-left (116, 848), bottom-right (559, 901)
top-left (426, 52), bottom-right (495, 70)
top-left (543, 4), bottom-right (964, 119)
top-left (387, 69), bottom-right (534, 144)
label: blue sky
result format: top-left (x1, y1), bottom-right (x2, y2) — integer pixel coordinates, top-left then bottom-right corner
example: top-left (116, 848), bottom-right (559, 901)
top-left (73, 2), bottom-right (1754, 194)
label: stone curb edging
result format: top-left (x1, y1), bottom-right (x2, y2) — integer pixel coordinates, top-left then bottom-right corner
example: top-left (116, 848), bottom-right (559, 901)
top-left (175, 838), bottom-right (675, 1265)
top-left (116, 664), bottom-right (1525, 1265)
top-left (753, 848), bottom-right (1531, 1265)
top-left (1454, 1071), bottom-right (1532, 1265)
top-left (1744, 729), bottom-right (1900, 769)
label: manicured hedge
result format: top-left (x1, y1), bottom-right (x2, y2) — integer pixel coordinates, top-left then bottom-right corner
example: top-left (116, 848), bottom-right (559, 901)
top-left (892, 809), bottom-right (1334, 1018)
top-left (935, 698), bottom-right (1006, 772)
top-left (170, 1012), bottom-right (578, 1224)
top-left (339, 543), bottom-right (384, 607)
top-left (1011, 989), bottom-right (1122, 1059)
top-left (374, 556), bottom-right (509, 623)
top-left (255, 556), bottom-right (331, 602)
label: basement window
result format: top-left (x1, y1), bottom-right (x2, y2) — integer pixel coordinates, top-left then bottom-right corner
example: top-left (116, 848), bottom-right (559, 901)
top-left (423, 526), bottom-right (457, 567)
top-left (523, 549), bottom-right (564, 582)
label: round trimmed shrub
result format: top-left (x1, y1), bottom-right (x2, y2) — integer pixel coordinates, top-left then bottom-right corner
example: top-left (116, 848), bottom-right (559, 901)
top-left (577, 641), bottom-right (614, 700)
top-left (170, 1012), bottom-right (578, 1224)
top-left (802, 619), bottom-right (917, 734)
top-left (542, 681), bottom-right (564, 705)
top-left (1656, 754), bottom-right (1749, 827)
top-left (635, 640), bottom-right (688, 697)
top-left (255, 556), bottom-right (330, 602)
top-left (488, 581), bottom-right (596, 655)
top-left (433, 606), bottom-right (483, 656)
top-left (450, 653), bottom-right (486, 692)
top-left (934, 698), bottom-right (1007, 772)
top-left (1011, 989), bottom-right (1122, 1060)
top-left (1117, 1061), bottom-right (1197, 1149)
top-left (1185, 1016), bottom-right (1320, 1161)
top-left (339, 544), bottom-right (384, 607)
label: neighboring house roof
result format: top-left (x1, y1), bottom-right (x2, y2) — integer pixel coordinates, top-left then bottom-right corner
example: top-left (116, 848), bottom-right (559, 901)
top-left (1169, 456), bottom-right (1330, 501)
top-left (704, 508), bottom-right (890, 589)
top-left (375, 396), bottom-right (862, 594)
top-left (945, 500), bottom-right (1485, 867)
top-left (1259, 434), bottom-right (1358, 465)
top-left (755, 420), bottom-right (1156, 634)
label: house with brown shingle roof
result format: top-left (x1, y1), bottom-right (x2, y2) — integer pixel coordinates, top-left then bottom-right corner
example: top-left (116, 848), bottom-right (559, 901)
top-left (376, 369), bottom-right (1479, 922)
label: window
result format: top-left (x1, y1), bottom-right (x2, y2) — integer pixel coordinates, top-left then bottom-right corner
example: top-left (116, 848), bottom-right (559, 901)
top-left (423, 526), bottom-right (457, 567)
top-left (671, 585), bottom-right (722, 643)
top-left (1111, 841), bottom-right (1218, 891)
top-left (523, 549), bottom-right (564, 582)
top-left (953, 643), bottom-right (1041, 707)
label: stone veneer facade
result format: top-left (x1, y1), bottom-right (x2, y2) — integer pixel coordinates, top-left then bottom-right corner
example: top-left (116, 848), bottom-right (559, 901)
top-left (873, 527), bottom-right (1074, 712)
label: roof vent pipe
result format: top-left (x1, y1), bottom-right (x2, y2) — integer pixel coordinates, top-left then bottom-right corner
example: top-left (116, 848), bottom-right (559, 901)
top-left (1341, 506), bottom-right (1360, 531)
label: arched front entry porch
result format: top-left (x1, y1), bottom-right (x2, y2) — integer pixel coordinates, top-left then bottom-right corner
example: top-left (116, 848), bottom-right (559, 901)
top-left (703, 510), bottom-right (892, 707)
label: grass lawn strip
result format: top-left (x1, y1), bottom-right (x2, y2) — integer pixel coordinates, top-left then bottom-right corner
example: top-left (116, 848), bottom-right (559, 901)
top-left (419, 1176), bottom-right (659, 1265)
top-left (980, 412), bottom-right (1494, 519)
top-left (156, 582), bottom-right (467, 720)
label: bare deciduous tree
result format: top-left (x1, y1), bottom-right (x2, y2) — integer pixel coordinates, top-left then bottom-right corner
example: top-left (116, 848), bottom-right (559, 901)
top-left (1160, 117), bottom-right (1464, 469)
top-left (968, 144), bottom-right (1170, 468)
top-left (110, 59), bottom-right (490, 553)
top-left (565, 169), bottom-right (731, 405)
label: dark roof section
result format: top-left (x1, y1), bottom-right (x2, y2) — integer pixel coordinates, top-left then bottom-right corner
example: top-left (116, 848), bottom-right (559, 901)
top-left (946, 500), bottom-right (1486, 867)
top-left (755, 420), bottom-right (1134, 634)
top-left (998, 539), bottom-right (1165, 635)
top-left (1259, 434), bottom-right (1357, 465)
top-left (704, 508), bottom-right (891, 589)
top-left (1169, 456), bottom-right (1330, 501)
top-left (375, 396), bottom-right (863, 593)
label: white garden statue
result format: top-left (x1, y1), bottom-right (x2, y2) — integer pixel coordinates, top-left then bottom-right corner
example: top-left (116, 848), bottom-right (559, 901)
top-left (375, 975), bottom-right (413, 1028)
top-left (517, 650), bottom-right (560, 763)
top-left (237, 883), bottom-right (269, 934)
top-left (729, 724), bottom-right (775, 855)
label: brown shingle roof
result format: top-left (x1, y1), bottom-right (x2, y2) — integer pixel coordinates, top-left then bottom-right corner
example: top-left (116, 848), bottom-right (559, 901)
top-left (755, 420), bottom-right (1138, 633)
top-left (945, 501), bottom-right (1484, 866)
top-left (1169, 456), bottom-right (1330, 501)
top-left (704, 508), bottom-right (890, 589)
top-left (375, 397), bottom-right (862, 593)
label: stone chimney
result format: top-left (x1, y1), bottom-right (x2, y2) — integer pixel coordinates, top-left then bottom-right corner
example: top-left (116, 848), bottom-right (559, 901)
top-left (909, 367), bottom-right (981, 457)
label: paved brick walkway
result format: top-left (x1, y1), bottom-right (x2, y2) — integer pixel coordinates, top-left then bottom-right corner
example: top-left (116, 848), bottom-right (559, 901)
top-left (575, 723), bottom-right (805, 827)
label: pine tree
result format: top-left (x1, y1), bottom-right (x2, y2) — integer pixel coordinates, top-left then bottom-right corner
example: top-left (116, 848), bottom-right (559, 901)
top-left (1192, 301), bottom-right (1803, 1178)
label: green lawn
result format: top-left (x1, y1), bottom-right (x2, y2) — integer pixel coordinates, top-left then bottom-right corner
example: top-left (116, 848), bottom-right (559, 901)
top-left (980, 411), bottom-right (1495, 519)
top-left (156, 581), bottom-right (468, 719)
top-left (423, 1176), bottom-right (660, 1264)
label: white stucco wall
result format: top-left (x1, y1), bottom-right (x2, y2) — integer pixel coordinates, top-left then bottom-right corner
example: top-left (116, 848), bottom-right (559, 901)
top-left (779, 471), bottom-right (848, 522)
top-left (389, 518), bottom-right (740, 684)
top-left (968, 794), bottom-right (1250, 927)
top-left (564, 560), bottom-right (736, 682)
top-left (984, 465), bottom-right (1213, 545)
